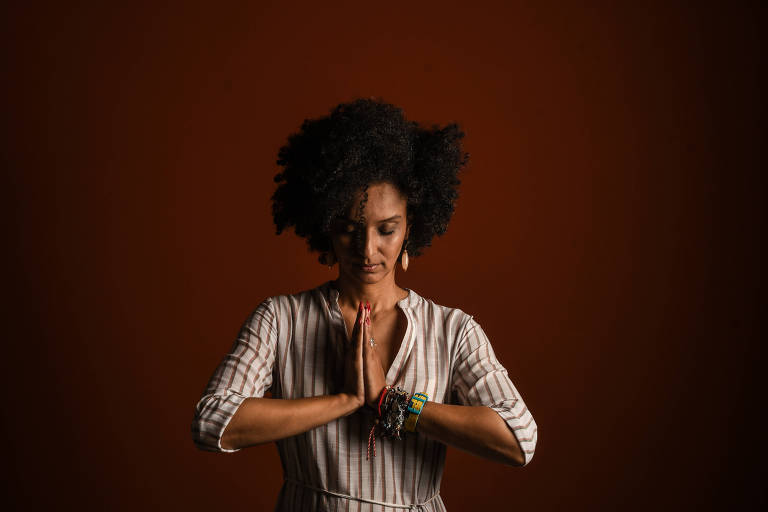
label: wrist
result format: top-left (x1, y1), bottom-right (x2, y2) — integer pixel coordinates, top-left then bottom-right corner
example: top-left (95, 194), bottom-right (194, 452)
top-left (337, 393), bottom-right (364, 415)
top-left (367, 385), bottom-right (389, 412)
top-left (405, 392), bottom-right (429, 433)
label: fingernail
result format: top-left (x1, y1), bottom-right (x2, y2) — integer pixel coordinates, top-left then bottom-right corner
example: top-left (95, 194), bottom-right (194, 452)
top-left (359, 302), bottom-right (363, 311)
top-left (366, 301), bottom-right (370, 310)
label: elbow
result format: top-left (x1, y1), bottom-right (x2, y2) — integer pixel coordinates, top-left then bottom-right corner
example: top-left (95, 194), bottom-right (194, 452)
top-left (190, 396), bottom-right (238, 453)
top-left (502, 425), bottom-right (536, 467)
top-left (508, 452), bottom-right (526, 467)
top-left (509, 429), bottom-right (537, 467)
top-left (499, 441), bottom-right (527, 467)
top-left (486, 406), bottom-right (536, 467)
top-left (486, 428), bottom-right (528, 466)
top-left (190, 413), bottom-right (220, 452)
top-left (507, 412), bottom-right (537, 467)
top-left (219, 423), bottom-right (239, 451)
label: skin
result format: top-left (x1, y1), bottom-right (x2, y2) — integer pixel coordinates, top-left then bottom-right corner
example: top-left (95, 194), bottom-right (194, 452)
top-left (221, 181), bottom-right (525, 466)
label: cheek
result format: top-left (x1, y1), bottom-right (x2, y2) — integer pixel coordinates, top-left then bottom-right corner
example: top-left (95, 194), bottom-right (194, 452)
top-left (386, 235), bottom-right (405, 256)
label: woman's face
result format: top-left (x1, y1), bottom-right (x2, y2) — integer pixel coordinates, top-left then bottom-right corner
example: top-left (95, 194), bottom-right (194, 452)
top-left (330, 181), bottom-right (409, 285)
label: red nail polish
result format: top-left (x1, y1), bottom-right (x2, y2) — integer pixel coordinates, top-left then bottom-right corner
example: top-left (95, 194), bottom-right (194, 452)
top-left (359, 302), bottom-right (363, 311)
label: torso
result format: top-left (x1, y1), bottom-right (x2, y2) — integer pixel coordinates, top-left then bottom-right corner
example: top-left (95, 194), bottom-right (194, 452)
top-left (247, 281), bottom-right (529, 511)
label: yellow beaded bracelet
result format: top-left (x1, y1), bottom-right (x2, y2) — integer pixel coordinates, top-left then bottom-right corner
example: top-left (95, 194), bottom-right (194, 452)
top-left (404, 392), bottom-right (428, 432)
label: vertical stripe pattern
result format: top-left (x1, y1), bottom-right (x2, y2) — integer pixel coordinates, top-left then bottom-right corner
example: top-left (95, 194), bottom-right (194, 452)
top-left (192, 281), bottom-right (537, 511)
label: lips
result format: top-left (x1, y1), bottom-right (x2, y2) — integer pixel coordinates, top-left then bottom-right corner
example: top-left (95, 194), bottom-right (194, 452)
top-left (360, 263), bottom-right (379, 271)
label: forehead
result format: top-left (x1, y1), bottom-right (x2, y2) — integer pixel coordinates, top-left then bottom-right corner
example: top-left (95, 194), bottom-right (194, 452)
top-left (346, 182), bottom-right (407, 221)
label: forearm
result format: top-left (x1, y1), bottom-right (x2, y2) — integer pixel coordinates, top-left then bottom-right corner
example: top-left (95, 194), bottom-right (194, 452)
top-left (221, 393), bottom-right (361, 450)
top-left (416, 402), bottom-right (525, 466)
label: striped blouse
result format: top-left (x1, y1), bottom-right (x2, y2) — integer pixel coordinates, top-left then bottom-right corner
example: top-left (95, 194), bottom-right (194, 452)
top-left (192, 280), bottom-right (537, 511)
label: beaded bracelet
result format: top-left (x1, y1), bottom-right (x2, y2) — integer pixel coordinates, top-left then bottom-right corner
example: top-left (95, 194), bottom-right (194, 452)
top-left (377, 386), bottom-right (390, 417)
top-left (366, 386), bottom-right (411, 460)
top-left (367, 386), bottom-right (391, 460)
top-left (404, 392), bottom-right (428, 432)
top-left (379, 387), bottom-right (409, 440)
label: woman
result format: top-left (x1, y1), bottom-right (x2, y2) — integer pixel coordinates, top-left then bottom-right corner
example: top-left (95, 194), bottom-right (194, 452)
top-left (191, 99), bottom-right (537, 511)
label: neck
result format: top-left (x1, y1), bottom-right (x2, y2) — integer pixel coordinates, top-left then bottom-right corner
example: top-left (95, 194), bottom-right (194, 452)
top-left (333, 269), bottom-right (406, 313)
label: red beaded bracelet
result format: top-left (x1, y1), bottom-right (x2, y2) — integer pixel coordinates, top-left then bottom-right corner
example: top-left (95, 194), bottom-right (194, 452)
top-left (377, 386), bottom-right (390, 417)
top-left (368, 386), bottom-right (391, 460)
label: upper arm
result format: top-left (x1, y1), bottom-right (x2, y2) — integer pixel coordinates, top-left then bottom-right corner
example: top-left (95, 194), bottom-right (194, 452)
top-left (451, 318), bottom-right (538, 466)
top-left (191, 298), bottom-right (279, 452)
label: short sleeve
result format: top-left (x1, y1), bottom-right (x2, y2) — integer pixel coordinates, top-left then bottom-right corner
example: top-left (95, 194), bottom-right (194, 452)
top-left (191, 298), bottom-right (278, 452)
top-left (451, 317), bottom-right (538, 466)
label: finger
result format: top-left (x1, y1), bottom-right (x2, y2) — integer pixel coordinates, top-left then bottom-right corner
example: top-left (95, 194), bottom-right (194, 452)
top-left (356, 304), bottom-right (366, 360)
top-left (350, 301), bottom-right (364, 345)
top-left (363, 304), bottom-right (374, 359)
top-left (356, 306), bottom-right (366, 390)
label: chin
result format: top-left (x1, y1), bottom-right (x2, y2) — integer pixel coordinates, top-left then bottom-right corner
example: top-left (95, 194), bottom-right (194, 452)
top-left (343, 266), bottom-right (387, 283)
top-left (356, 272), bottom-right (383, 283)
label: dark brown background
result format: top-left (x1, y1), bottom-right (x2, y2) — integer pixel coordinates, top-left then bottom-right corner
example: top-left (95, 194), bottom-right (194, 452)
top-left (2, 2), bottom-right (763, 510)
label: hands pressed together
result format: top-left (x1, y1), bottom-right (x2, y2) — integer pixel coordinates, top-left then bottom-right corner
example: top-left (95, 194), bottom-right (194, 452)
top-left (342, 301), bottom-right (387, 411)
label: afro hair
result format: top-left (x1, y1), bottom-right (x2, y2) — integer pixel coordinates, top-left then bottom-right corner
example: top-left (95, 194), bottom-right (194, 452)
top-left (271, 98), bottom-right (468, 260)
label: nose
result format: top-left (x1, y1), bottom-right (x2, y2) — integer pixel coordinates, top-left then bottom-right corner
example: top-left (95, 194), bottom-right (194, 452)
top-left (355, 229), bottom-right (377, 261)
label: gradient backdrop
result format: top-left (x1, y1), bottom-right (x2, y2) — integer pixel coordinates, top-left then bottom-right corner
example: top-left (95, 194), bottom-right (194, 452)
top-left (2, 2), bottom-right (763, 510)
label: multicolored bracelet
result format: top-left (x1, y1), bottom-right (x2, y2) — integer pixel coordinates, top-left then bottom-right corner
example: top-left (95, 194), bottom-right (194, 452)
top-left (404, 392), bottom-right (428, 432)
top-left (367, 387), bottom-right (427, 459)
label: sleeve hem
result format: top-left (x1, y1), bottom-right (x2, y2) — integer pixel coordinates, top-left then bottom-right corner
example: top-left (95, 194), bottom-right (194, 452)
top-left (192, 391), bottom-right (249, 453)
top-left (215, 392), bottom-right (247, 453)
top-left (488, 403), bottom-right (537, 467)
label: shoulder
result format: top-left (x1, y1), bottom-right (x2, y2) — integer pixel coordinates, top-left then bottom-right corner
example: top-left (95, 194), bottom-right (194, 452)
top-left (241, 283), bottom-right (333, 341)
top-left (259, 281), bottom-right (334, 321)
top-left (404, 288), bottom-right (477, 338)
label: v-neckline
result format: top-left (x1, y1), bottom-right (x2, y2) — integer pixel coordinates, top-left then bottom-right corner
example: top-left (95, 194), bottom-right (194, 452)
top-left (327, 281), bottom-right (414, 384)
